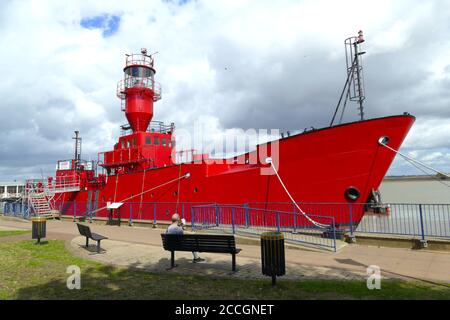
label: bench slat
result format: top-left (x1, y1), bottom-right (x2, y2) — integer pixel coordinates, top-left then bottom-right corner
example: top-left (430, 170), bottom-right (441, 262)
top-left (161, 234), bottom-right (238, 254)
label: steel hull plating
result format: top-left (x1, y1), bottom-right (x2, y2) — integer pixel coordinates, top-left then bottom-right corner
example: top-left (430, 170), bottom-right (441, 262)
top-left (56, 115), bottom-right (415, 225)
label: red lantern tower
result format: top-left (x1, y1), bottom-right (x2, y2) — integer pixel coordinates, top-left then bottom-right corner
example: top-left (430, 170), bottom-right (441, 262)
top-left (99, 49), bottom-right (175, 174)
top-left (117, 48), bottom-right (161, 132)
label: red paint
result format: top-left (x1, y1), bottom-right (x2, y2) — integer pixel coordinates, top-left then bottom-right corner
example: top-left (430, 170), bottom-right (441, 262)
top-left (50, 50), bottom-right (415, 227)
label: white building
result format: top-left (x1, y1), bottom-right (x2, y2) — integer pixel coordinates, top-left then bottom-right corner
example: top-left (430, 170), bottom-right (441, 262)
top-left (0, 181), bottom-right (25, 200)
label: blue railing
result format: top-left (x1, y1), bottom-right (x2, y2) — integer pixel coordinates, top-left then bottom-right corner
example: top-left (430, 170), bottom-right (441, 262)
top-left (2, 202), bottom-right (30, 219)
top-left (247, 202), bottom-right (450, 240)
top-left (2, 200), bottom-right (449, 245)
top-left (191, 204), bottom-right (337, 251)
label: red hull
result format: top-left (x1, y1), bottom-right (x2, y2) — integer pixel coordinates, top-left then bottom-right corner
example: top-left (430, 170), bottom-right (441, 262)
top-left (55, 114), bottom-right (415, 226)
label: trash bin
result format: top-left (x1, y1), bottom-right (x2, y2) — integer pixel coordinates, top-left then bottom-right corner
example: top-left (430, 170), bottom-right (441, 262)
top-left (32, 217), bottom-right (46, 244)
top-left (261, 232), bottom-right (285, 286)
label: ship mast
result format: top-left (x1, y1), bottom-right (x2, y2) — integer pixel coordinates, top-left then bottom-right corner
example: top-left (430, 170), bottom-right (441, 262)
top-left (330, 30), bottom-right (366, 126)
top-left (72, 130), bottom-right (81, 169)
top-left (347, 30), bottom-right (366, 121)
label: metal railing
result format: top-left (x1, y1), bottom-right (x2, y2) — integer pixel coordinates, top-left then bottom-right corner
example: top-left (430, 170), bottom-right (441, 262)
top-left (25, 177), bottom-right (80, 194)
top-left (117, 76), bottom-right (161, 101)
top-left (120, 121), bottom-right (174, 136)
top-left (98, 146), bottom-right (146, 167)
top-left (190, 204), bottom-right (337, 251)
top-left (3, 200), bottom-right (449, 246)
top-left (247, 202), bottom-right (450, 240)
top-left (2, 202), bottom-right (30, 219)
top-left (125, 52), bottom-right (154, 68)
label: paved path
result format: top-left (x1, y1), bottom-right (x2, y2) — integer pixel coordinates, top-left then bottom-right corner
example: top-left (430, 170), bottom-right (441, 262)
top-left (1, 217), bottom-right (449, 283)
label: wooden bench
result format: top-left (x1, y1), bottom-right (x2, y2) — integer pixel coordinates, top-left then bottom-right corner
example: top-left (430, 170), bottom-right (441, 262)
top-left (161, 233), bottom-right (242, 271)
top-left (76, 223), bottom-right (108, 253)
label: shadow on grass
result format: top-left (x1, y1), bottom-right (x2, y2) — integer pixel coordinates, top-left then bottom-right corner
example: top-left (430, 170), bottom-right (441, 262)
top-left (8, 240), bottom-right (449, 300)
top-left (13, 261), bottom-right (291, 300)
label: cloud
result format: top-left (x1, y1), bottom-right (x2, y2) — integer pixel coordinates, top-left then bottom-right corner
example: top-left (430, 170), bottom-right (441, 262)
top-left (0, 0), bottom-right (450, 181)
top-left (80, 14), bottom-right (121, 37)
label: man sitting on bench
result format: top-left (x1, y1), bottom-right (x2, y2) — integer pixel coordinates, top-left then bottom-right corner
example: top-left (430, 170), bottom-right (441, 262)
top-left (167, 213), bottom-right (205, 263)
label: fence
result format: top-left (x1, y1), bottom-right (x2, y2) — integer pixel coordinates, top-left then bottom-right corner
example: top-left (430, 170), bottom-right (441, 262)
top-left (2, 200), bottom-right (449, 244)
top-left (53, 201), bottom-right (215, 225)
top-left (248, 202), bottom-right (450, 240)
top-left (2, 202), bottom-right (30, 219)
top-left (191, 204), bottom-right (337, 251)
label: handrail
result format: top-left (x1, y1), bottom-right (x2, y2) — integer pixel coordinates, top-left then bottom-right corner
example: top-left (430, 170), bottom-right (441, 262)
top-left (116, 76), bottom-right (161, 101)
top-left (125, 53), bottom-right (154, 68)
top-left (98, 146), bottom-right (148, 166)
top-left (120, 120), bottom-right (174, 136)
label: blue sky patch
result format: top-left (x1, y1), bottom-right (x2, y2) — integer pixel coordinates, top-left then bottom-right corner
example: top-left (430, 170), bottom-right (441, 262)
top-left (80, 14), bottom-right (121, 37)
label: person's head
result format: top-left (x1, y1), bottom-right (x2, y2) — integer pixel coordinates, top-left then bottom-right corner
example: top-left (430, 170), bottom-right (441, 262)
top-left (171, 213), bottom-right (180, 223)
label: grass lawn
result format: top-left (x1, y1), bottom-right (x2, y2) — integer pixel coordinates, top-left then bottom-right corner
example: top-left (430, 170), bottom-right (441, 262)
top-left (0, 230), bottom-right (30, 237)
top-left (0, 239), bottom-right (448, 300)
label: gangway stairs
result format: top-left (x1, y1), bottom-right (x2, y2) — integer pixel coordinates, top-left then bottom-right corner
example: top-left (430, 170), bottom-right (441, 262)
top-left (29, 192), bottom-right (53, 218)
top-left (25, 176), bottom-right (80, 218)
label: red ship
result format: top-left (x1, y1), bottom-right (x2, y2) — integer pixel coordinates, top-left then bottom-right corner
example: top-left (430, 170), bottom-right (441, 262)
top-left (25, 34), bottom-right (415, 229)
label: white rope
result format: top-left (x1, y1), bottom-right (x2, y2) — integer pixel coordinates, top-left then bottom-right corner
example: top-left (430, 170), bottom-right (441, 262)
top-left (266, 158), bottom-right (329, 229)
top-left (379, 141), bottom-right (450, 179)
top-left (138, 168), bottom-right (147, 219)
top-left (84, 173), bottom-right (190, 217)
top-left (175, 164), bottom-right (182, 213)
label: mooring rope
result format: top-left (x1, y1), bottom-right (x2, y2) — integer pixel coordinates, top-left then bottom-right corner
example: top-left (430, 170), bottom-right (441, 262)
top-left (83, 173), bottom-right (190, 217)
top-left (266, 158), bottom-right (329, 229)
top-left (175, 163), bottom-right (182, 213)
top-left (379, 140), bottom-right (450, 182)
top-left (138, 167), bottom-right (147, 219)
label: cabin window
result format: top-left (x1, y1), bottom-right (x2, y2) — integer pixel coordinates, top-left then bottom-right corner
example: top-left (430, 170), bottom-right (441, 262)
top-left (154, 137), bottom-right (159, 145)
top-left (168, 141), bottom-right (172, 147)
top-left (133, 138), bottom-right (137, 146)
top-left (145, 136), bottom-right (151, 145)
top-left (126, 141), bottom-right (130, 148)
top-left (162, 138), bottom-right (166, 146)
top-left (194, 187), bottom-right (199, 193)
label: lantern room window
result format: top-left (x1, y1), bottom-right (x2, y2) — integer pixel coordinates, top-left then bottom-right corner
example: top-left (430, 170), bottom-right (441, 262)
top-left (125, 66), bottom-right (154, 78)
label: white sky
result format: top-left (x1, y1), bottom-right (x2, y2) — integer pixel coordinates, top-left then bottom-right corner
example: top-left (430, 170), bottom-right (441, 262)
top-left (0, 0), bottom-right (450, 180)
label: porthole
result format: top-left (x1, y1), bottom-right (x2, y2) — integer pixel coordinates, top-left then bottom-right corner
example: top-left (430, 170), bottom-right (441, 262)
top-left (194, 187), bottom-right (199, 193)
top-left (378, 136), bottom-right (390, 145)
top-left (345, 186), bottom-right (360, 201)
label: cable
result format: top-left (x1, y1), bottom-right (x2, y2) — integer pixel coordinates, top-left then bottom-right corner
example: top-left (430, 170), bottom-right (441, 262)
top-left (81, 173), bottom-right (190, 217)
top-left (379, 141), bottom-right (450, 179)
top-left (330, 57), bottom-right (357, 127)
top-left (266, 158), bottom-right (329, 229)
